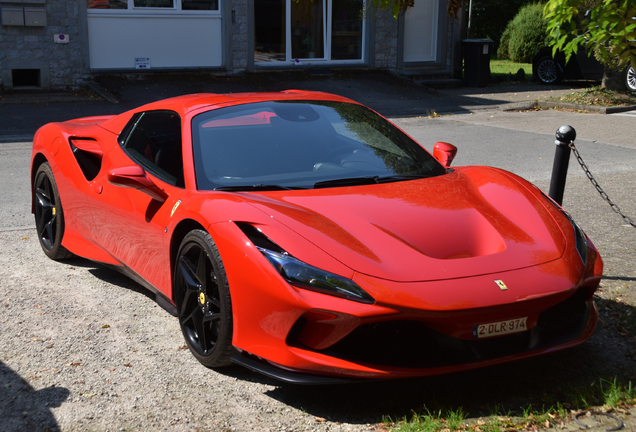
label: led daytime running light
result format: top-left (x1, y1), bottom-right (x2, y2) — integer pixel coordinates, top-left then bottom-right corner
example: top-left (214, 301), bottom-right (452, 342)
top-left (257, 247), bottom-right (374, 304)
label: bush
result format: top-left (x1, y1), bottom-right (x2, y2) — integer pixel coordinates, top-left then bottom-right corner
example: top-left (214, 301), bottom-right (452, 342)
top-left (468, 0), bottom-right (532, 48)
top-left (497, 26), bottom-right (512, 59)
top-left (498, 3), bottom-right (548, 63)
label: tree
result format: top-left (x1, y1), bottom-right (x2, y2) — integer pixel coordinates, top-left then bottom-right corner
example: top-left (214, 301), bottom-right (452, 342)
top-left (367, 0), bottom-right (462, 18)
top-left (544, 0), bottom-right (636, 89)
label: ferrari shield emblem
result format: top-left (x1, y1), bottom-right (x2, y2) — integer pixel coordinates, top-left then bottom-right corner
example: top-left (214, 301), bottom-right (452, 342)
top-left (495, 280), bottom-right (508, 291)
top-left (199, 293), bottom-right (206, 304)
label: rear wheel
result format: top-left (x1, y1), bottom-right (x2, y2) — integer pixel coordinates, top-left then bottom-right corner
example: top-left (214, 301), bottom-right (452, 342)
top-left (624, 66), bottom-right (636, 93)
top-left (33, 163), bottom-right (73, 260)
top-left (174, 230), bottom-right (234, 367)
top-left (536, 56), bottom-right (562, 84)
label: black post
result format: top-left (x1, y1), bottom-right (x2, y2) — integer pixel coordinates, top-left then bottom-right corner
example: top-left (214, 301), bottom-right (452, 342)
top-left (548, 125), bottom-right (576, 205)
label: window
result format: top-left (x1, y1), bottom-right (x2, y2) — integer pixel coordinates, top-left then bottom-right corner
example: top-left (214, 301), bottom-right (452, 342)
top-left (120, 110), bottom-right (185, 187)
top-left (87, 0), bottom-right (218, 11)
top-left (254, 0), bottom-right (364, 63)
top-left (134, 0), bottom-right (173, 7)
top-left (191, 101), bottom-right (445, 191)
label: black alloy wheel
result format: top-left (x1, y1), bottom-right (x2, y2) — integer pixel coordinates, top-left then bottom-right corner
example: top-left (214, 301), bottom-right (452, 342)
top-left (536, 56), bottom-right (562, 84)
top-left (33, 163), bottom-right (73, 260)
top-left (174, 230), bottom-right (234, 367)
top-left (625, 66), bottom-right (636, 93)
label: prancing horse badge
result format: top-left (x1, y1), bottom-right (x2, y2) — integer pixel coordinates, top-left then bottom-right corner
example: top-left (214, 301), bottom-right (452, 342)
top-left (495, 280), bottom-right (508, 291)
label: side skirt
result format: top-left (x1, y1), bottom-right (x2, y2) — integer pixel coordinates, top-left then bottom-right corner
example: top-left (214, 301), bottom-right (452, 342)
top-left (100, 261), bottom-right (178, 317)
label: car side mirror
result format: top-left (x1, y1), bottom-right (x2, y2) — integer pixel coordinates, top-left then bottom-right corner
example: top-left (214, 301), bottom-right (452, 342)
top-left (433, 142), bottom-right (458, 168)
top-left (107, 165), bottom-right (168, 202)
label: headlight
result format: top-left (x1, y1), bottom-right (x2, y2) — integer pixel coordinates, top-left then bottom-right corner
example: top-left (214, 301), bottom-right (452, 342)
top-left (257, 247), bottom-right (375, 304)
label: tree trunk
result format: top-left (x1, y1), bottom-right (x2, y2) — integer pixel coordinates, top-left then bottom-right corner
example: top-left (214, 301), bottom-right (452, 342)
top-left (601, 66), bottom-right (624, 91)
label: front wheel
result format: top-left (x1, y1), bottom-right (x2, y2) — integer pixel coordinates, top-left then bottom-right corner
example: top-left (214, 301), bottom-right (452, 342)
top-left (536, 56), bottom-right (562, 84)
top-left (33, 162), bottom-right (74, 260)
top-left (174, 230), bottom-right (234, 367)
top-left (624, 65), bottom-right (636, 93)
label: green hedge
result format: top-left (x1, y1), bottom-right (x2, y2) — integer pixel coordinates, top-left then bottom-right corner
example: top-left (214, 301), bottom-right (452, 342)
top-left (468, 0), bottom-right (532, 48)
top-left (497, 3), bottom-right (548, 63)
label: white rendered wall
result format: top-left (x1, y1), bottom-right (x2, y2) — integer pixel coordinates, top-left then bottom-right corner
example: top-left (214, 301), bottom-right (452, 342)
top-left (87, 15), bottom-right (223, 69)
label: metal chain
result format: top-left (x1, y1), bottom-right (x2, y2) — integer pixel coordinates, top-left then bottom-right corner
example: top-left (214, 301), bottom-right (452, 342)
top-left (568, 142), bottom-right (636, 228)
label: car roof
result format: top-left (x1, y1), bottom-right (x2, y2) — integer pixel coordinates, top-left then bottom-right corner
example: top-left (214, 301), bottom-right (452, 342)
top-left (97, 90), bottom-right (358, 135)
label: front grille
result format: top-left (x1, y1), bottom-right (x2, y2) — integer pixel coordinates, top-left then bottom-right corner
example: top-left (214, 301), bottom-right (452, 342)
top-left (315, 289), bottom-right (591, 369)
top-left (537, 288), bottom-right (587, 331)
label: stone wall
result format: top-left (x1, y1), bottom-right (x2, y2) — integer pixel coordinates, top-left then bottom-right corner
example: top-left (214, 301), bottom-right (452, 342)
top-left (231, 0), bottom-right (247, 73)
top-left (372, 8), bottom-right (398, 70)
top-left (0, 0), bottom-right (87, 89)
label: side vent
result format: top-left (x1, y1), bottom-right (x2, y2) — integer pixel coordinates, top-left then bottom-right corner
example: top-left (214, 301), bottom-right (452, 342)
top-left (69, 137), bottom-right (103, 181)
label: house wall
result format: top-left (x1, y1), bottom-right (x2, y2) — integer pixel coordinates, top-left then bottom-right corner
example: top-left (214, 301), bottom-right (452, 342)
top-left (0, 0), bottom-right (88, 89)
top-left (1, 0), bottom-right (462, 88)
top-left (231, 0), bottom-right (247, 73)
top-left (372, 8), bottom-right (398, 69)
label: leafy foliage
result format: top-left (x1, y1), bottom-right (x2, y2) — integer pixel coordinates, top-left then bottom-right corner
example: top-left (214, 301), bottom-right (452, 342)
top-left (366, 0), bottom-right (461, 18)
top-left (544, 0), bottom-right (636, 71)
top-left (366, 0), bottom-right (414, 18)
top-left (498, 3), bottom-right (549, 62)
top-left (497, 27), bottom-right (513, 59)
top-left (468, 0), bottom-right (534, 47)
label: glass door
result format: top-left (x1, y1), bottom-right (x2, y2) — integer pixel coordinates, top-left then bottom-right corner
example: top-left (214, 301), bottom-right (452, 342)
top-left (291, 0), bottom-right (324, 59)
top-left (255, 0), bottom-right (364, 64)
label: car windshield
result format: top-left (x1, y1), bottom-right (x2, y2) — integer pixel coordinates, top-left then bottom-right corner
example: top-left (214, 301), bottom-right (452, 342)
top-left (191, 100), bottom-right (446, 190)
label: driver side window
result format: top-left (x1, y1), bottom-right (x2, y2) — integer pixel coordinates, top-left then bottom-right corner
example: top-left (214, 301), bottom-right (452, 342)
top-left (121, 110), bottom-right (185, 188)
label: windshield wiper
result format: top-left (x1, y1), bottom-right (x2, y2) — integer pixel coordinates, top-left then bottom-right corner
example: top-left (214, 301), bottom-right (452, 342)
top-left (313, 176), bottom-right (380, 189)
top-left (313, 174), bottom-right (431, 189)
top-left (375, 174), bottom-right (433, 183)
top-left (214, 184), bottom-right (304, 191)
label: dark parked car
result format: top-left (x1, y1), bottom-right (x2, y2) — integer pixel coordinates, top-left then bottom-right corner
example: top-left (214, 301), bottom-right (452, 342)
top-left (533, 46), bottom-right (636, 92)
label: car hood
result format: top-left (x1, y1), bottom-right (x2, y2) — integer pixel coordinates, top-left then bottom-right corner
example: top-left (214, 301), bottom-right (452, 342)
top-left (242, 167), bottom-right (566, 282)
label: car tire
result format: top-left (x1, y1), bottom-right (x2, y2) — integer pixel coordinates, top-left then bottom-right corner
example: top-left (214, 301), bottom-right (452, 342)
top-left (536, 56), bottom-right (562, 84)
top-left (174, 229), bottom-right (234, 367)
top-left (624, 65), bottom-right (636, 93)
top-left (33, 162), bottom-right (74, 260)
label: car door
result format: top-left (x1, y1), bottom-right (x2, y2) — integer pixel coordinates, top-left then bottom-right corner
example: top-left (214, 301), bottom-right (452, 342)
top-left (575, 45), bottom-right (605, 79)
top-left (86, 110), bottom-right (186, 296)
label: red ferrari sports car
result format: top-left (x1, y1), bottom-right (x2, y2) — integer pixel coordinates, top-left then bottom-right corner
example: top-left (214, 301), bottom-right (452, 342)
top-left (31, 91), bottom-right (602, 383)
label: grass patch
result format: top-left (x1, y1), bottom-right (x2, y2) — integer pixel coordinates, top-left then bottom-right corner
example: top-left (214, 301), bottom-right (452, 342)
top-left (388, 408), bottom-right (466, 432)
top-left (548, 85), bottom-right (636, 107)
top-left (490, 57), bottom-right (532, 78)
top-left (384, 379), bottom-right (636, 432)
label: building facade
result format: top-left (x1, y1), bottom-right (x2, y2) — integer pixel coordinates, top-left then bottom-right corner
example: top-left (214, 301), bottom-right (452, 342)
top-left (0, 0), bottom-right (463, 89)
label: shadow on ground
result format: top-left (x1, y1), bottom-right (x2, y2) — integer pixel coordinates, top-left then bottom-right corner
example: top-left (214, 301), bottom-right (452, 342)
top-left (62, 254), bottom-right (636, 427)
top-left (0, 361), bottom-right (70, 432)
top-left (238, 299), bottom-right (635, 425)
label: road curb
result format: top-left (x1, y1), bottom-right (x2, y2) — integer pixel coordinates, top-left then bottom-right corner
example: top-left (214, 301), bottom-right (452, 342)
top-left (85, 81), bottom-right (120, 104)
top-left (536, 100), bottom-right (636, 114)
top-left (0, 135), bottom-right (35, 143)
top-left (501, 101), bottom-right (538, 111)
